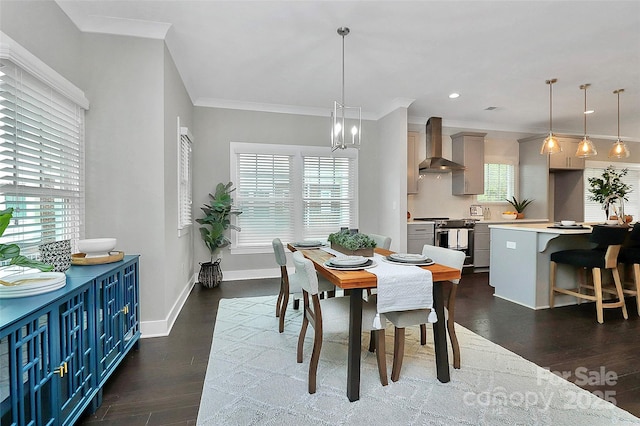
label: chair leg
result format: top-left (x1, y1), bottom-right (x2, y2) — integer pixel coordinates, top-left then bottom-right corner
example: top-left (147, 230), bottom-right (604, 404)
top-left (391, 327), bottom-right (405, 382)
top-left (634, 264), bottom-right (640, 316)
top-left (373, 329), bottom-right (388, 386)
top-left (276, 287), bottom-right (283, 317)
top-left (293, 298), bottom-right (300, 310)
top-left (279, 291), bottom-right (290, 333)
top-left (576, 267), bottom-right (585, 304)
top-left (447, 285), bottom-right (460, 369)
top-left (592, 268), bottom-right (604, 324)
top-left (549, 261), bottom-right (557, 308)
top-left (297, 315), bottom-right (308, 363)
top-left (368, 330), bottom-right (375, 353)
top-left (611, 266), bottom-right (628, 320)
top-left (419, 323), bottom-right (427, 345)
top-left (308, 322), bottom-right (323, 394)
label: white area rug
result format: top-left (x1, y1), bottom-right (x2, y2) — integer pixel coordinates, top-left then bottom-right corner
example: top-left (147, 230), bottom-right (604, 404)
top-left (197, 296), bottom-right (639, 425)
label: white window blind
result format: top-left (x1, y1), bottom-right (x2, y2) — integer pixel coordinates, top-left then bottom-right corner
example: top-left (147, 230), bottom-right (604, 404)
top-left (584, 166), bottom-right (639, 222)
top-left (178, 126), bottom-right (192, 231)
top-left (303, 156), bottom-right (355, 238)
top-left (231, 143), bottom-right (357, 251)
top-left (235, 152), bottom-right (295, 246)
top-left (477, 163), bottom-right (515, 202)
top-left (0, 59), bottom-right (85, 253)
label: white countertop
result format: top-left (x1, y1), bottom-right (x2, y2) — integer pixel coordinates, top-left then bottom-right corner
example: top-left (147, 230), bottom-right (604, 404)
top-left (488, 222), bottom-right (594, 234)
top-left (476, 218), bottom-right (549, 224)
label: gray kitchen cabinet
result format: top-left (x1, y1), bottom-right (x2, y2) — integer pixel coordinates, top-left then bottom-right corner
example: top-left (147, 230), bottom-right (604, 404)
top-left (407, 131), bottom-right (419, 194)
top-left (548, 138), bottom-right (585, 170)
top-left (407, 223), bottom-right (434, 253)
top-left (451, 132), bottom-right (486, 195)
top-left (473, 223), bottom-right (490, 268)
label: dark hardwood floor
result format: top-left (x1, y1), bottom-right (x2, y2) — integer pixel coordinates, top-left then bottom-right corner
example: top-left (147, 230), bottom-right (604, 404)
top-left (78, 272), bottom-right (640, 425)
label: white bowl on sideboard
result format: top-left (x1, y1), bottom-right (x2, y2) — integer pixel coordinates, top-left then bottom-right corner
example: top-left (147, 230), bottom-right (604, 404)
top-left (501, 213), bottom-right (517, 220)
top-left (78, 238), bottom-right (117, 258)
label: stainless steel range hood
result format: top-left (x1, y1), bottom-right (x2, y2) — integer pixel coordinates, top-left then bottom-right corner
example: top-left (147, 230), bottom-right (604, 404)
top-left (418, 117), bottom-right (465, 173)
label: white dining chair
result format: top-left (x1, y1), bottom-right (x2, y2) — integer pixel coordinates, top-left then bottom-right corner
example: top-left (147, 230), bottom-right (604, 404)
top-left (272, 238), bottom-right (334, 333)
top-left (383, 244), bottom-right (465, 381)
top-left (293, 251), bottom-right (388, 393)
top-left (368, 233), bottom-right (392, 250)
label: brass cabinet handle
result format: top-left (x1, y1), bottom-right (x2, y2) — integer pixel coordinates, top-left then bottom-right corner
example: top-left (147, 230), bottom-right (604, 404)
top-left (120, 305), bottom-right (129, 315)
top-left (54, 362), bottom-right (68, 378)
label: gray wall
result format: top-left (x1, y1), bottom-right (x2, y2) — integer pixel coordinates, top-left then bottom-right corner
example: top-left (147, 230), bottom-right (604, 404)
top-left (192, 107), bottom-right (380, 274)
top-left (2, 1), bottom-right (196, 332)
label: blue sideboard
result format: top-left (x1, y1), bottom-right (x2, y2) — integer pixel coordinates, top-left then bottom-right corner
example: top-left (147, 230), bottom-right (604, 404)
top-left (0, 255), bottom-right (140, 426)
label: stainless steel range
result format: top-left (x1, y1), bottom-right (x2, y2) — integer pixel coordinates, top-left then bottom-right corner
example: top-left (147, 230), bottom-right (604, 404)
top-left (413, 217), bottom-right (477, 267)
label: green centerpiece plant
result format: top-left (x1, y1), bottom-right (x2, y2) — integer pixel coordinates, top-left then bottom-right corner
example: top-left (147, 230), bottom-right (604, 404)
top-left (587, 165), bottom-right (632, 221)
top-left (328, 229), bottom-right (377, 256)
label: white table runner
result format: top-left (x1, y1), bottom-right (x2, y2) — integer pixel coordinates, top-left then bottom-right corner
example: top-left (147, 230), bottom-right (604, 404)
top-left (368, 254), bottom-right (436, 328)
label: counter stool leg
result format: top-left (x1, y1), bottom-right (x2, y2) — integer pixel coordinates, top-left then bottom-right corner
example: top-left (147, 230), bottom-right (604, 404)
top-left (633, 264), bottom-right (640, 316)
top-left (611, 267), bottom-right (628, 320)
top-left (592, 268), bottom-right (604, 324)
top-left (549, 261), bottom-right (557, 308)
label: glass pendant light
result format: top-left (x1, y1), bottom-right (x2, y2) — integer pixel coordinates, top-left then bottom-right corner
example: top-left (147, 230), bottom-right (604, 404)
top-left (575, 83), bottom-right (597, 158)
top-left (609, 89), bottom-right (629, 158)
top-left (540, 79), bottom-right (562, 155)
top-left (331, 27), bottom-right (361, 151)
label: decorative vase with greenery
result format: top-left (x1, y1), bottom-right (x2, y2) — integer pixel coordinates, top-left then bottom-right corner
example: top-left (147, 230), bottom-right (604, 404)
top-left (0, 208), bottom-right (53, 271)
top-left (587, 165), bottom-right (632, 220)
top-left (505, 196), bottom-right (533, 219)
top-left (327, 229), bottom-right (377, 256)
top-left (195, 182), bottom-right (241, 288)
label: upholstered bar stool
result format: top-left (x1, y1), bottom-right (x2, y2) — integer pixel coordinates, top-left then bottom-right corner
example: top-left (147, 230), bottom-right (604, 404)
top-left (616, 222), bottom-right (640, 316)
top-left (549, 225), bottom-right (629, 323)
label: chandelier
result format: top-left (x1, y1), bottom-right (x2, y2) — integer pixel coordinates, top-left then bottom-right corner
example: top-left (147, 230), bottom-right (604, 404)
top-left (331, 27), bottom-right (361, 151)
top-left (575, 83), bottom-right (597, 158)
top-left (609, 89), bottom-right (629, 158)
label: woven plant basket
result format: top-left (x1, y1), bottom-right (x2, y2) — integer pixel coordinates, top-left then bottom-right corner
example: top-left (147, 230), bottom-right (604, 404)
top-left (198, 259), bottom-right (223, 288)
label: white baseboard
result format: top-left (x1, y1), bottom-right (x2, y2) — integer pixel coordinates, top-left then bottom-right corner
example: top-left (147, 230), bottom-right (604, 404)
top-left (222, 267), bottom-right (280, 281)
top-left (140, 272), bottom-right (196, 338)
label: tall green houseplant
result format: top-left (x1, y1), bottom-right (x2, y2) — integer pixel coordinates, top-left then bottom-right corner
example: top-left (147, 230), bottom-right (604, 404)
top-left (0, 208), bottom-right (53, 271)
top-left (196, 182), bottom-right (241, 287)
top-left (588, 165), bottom-right (631, 220)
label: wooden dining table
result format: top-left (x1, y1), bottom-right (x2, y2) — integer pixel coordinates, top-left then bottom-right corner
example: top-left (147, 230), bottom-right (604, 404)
top-left (287, 244), bottom-right (461, 402)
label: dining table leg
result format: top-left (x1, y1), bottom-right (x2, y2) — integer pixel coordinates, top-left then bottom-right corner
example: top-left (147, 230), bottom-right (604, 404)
top-left (347, 288), bottom-right (363, 402)
top-left (432, 282), bottom-right (451, 383)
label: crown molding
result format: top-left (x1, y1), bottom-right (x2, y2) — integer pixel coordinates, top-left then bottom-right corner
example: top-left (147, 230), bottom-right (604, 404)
top-left (194, 98), bottom-right (379, 120)
top-left (0, 31), bottom-right (89, 109)
top-left (56, 1), bottom-right (171, 39)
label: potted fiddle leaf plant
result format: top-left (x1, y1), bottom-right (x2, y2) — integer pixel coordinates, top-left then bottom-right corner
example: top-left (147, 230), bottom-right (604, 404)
top-left (505, 196), bottom-right (533, 219)
top-left (196, 182), bottom-right (241, 288)
top-left (587, 165), bottom-right (632, 221)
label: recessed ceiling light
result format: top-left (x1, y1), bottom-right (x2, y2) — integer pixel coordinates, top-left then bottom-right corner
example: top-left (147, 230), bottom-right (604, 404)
top-left (448, 93), bottom-right (460, 99)
top-left (485, 106), bottom-right (498, 111)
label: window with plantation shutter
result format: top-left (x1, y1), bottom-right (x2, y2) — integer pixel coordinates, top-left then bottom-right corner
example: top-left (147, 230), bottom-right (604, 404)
top-left (178, 124), bottom-right (192, 234)
top-left (584, 164), bottom-right (640, 222)
top-left (477, 163), bottom-right (515, 202)
top-left (230, 142), bottom-right (357, 252)
top-left (0, 58), bottom-right (85, 256)
top-left (303, 156), bottom-right (356, 238)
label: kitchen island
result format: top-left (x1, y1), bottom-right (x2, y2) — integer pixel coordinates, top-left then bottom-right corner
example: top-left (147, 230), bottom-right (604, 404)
top-left (489, 222), bottom-right (594, 309)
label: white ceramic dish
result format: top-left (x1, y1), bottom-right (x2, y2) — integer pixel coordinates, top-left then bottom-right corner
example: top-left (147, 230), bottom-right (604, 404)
top-left (560, 220), bottom-right (576, 226)
top-left (0, 272), bottom-right (66, 298)
top-left (293, 241), bottom-right (325, 248)
top-left (329, 255), bottom-right (368, 266)
top-left (605, 220), bottom-right (619, 225)
top-left (501, 213), bottom-right (517, 220)
top-left (382, 257), bottom-right (434, 266)
top-left (389, 253), bottom-right (428, 262)
top-left (323, 259), bottom-right (376, 270)
top-left (78, 238), bottom-right (117, 258)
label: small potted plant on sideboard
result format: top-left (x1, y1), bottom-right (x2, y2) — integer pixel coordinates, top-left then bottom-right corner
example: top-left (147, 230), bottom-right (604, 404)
top-left (505, 196), bottom-right (533, 219)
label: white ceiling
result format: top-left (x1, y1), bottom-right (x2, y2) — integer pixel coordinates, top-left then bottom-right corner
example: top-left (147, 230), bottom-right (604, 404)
top-left (56, 0), bottom-right (640, 140)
